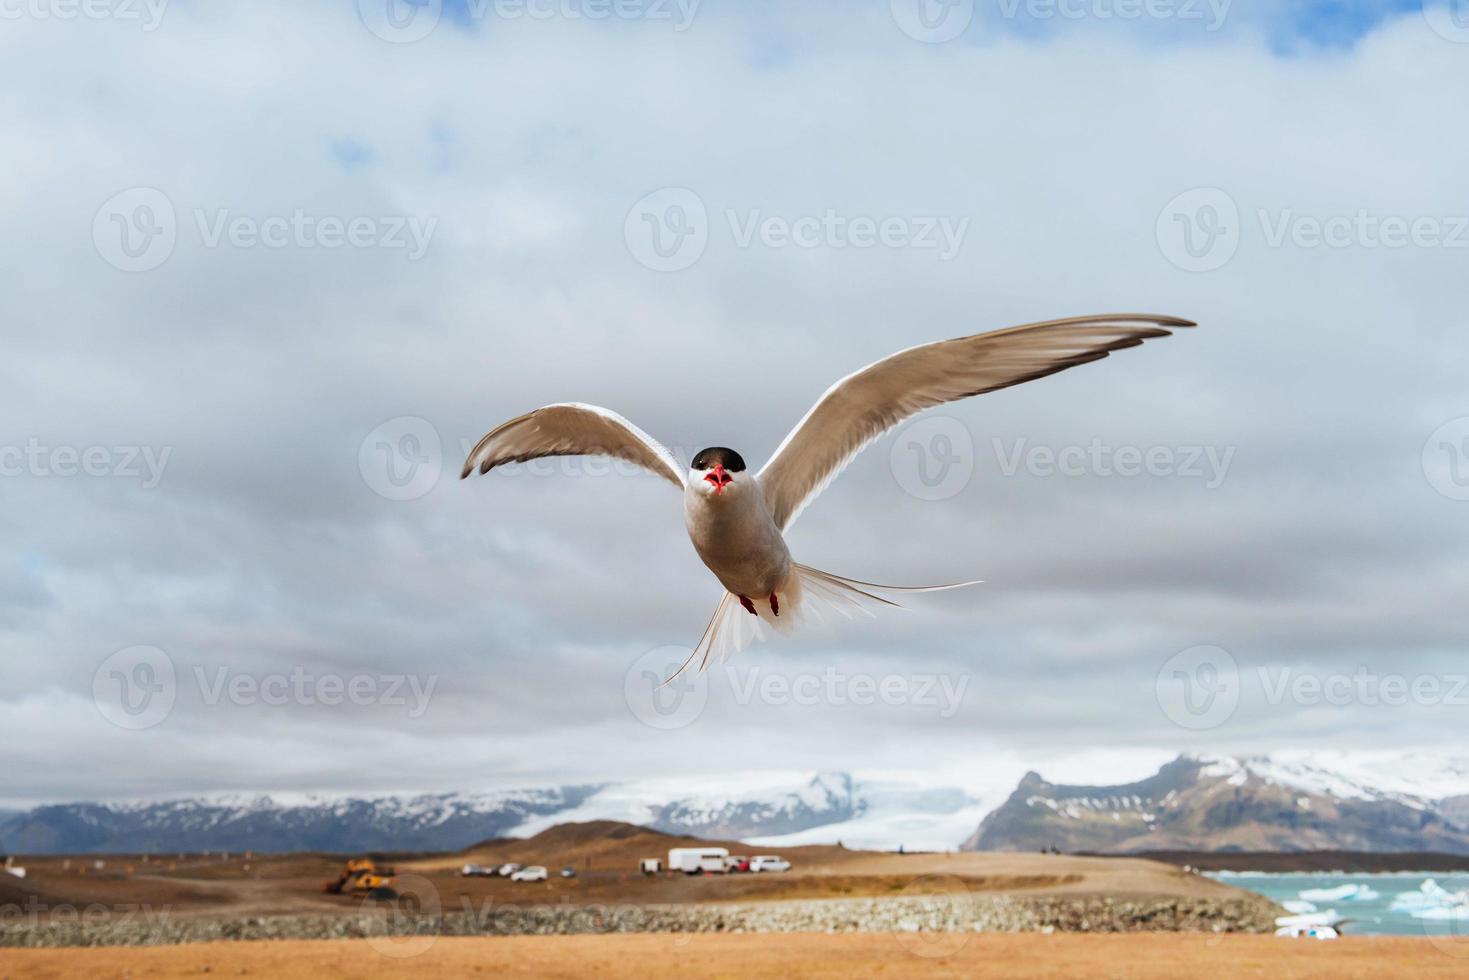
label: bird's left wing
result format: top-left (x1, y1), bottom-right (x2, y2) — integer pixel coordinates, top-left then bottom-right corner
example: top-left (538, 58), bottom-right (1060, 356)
top-left (758, 314), bottom-right (1195, 531)
top-left (461, 402), bottom-right (686, 489)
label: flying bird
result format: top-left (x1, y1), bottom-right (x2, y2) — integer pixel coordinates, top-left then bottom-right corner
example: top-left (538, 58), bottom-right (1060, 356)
top-left (462, 313), bottom-right (1195, 675)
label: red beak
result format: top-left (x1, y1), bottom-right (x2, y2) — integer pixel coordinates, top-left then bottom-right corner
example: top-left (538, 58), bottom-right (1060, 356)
top-left (704, 462), bottom-right (733, 495)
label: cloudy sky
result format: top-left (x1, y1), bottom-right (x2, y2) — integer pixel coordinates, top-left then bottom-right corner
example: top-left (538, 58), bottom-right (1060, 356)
top-left (2, 0), bottom-right (1467, 809)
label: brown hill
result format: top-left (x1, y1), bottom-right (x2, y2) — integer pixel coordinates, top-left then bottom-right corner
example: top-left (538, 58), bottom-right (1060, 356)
top-left (412, 820), bottom-right (854, 874)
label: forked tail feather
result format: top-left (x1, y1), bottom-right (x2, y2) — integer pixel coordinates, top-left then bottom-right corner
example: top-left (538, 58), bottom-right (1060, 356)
top-left (659, 565), bottom-right (981, 685)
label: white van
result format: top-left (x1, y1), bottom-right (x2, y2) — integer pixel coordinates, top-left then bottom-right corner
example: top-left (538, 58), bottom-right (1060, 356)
top-left (667, 847), bottom-right (729, 874)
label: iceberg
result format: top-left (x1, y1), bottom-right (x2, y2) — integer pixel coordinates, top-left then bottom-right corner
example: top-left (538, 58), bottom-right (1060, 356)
top-left (1389, 879), bottom-right (1469, 920)
top-left (1412, 905), bottom-right (1469, 921)
top-left (1280, 899), bottom-right (1318, 914)
top-left (1390, 890), bottom-right (1436, 912)
top-left (1300, 884), bottom-right (1373, 903)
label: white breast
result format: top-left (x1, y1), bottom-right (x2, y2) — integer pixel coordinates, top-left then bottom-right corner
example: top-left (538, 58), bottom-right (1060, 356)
top-left (683, 478), bottom-right (791, 598)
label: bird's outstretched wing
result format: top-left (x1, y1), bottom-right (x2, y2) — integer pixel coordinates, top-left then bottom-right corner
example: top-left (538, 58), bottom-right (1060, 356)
top-left (461, 402), bottom-right (686, 488)
top-left (757, 314), bottom-right (1195, 531)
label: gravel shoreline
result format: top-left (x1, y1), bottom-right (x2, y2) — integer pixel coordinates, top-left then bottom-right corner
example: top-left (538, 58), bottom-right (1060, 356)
top-left (1, 895), bottom-right (1277, 948)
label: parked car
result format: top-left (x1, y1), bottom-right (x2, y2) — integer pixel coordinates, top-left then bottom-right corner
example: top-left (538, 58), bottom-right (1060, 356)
top-left (725, 855), bottom-right (751, 873)
top-left (511, 865), bottom-right (548, 882)
top-left (496, 863), bottom-right (523, 877)
top-left (560, 867), bottom-right (577, 878)
top-left (749, 855), bottom-right (791, 873)
top-left (639, 858), bottom-right (662, 875)
top-left (459, 863), bottom-right (494, 877)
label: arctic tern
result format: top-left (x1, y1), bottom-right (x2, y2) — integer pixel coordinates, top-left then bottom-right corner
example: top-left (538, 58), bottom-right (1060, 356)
top-left (462, 313), bottom-right (1194, 674)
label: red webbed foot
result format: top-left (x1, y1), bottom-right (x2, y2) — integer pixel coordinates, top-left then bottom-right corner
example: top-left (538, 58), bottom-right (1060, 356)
top-left (739, 595), bottom-right (757, 616)
top-left (769, 593), bottom-right (779, 617)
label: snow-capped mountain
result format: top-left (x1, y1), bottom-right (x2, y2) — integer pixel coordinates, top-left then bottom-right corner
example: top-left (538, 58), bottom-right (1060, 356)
top-left (0, 787), bottom-right (601, 854)
top-left (8, 753), bottom-right (1469, 856)
top-left (0, 773), bottom-right (979, 855)
top-left (652, 772), bottom-right (862, 837)
top-left (965, 753), bottom-right (1469, 854)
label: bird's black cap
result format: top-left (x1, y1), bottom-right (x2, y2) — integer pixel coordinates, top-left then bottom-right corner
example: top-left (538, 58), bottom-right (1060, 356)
top-left (692, 447), bottom-right (746, 472)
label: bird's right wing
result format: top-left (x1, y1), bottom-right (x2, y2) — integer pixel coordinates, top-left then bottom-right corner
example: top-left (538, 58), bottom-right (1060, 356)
top-left (461, 402), bottom-right (686, 489)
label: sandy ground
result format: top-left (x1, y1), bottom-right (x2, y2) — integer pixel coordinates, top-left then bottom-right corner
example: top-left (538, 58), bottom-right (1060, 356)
top-left (5, 933), bottom-right (1469, 979)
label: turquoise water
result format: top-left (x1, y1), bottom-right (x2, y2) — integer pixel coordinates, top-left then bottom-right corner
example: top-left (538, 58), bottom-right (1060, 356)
top-left (1210, 872), bottom-right (1469, 937)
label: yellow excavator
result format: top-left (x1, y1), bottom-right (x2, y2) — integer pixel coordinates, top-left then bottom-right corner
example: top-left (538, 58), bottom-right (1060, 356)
top-left (323, 858), bottom-right (398, 899)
